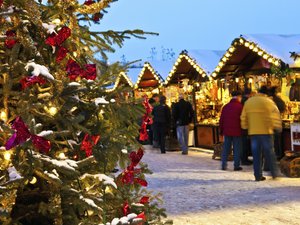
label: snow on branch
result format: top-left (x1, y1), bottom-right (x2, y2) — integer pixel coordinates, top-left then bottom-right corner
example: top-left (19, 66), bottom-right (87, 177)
top-left (25, 61), bottom-right (55, 81)
top-left (80, 173), bottom-right (117, 189)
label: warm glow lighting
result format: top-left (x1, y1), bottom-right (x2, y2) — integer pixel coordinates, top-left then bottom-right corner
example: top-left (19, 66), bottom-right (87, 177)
top-left (253, 47), bottom-right (258, 52)
top-left (49, 107), bottom-right (58, 116)
top-left (218, 61), bottom-right (224, 67)
top-left (0, 110), bottom-right (7, 122)
top-left (235, 78), bottom-right (239, 83)
top-left (215, 67), bottom-right (220, 72)
top-left (229, 47), bottom-right (235, 53)
top-left (268, 58), bottom-right (273, 63)
top-left (212, 72), bottom-right (217, 77)
top-left (239, 38), bottom-right (244, 43)
top-left (73, 52), bottom-right (78, 57)
top-left (249, 78), bottom-right (253, 83)
top-left (245, 42), bottom-right (250, 47)
top-left (249, 45), bottom-right (254, 50)
top-left (58, 152), bottom-right (66, 159)
top-left (263, 54), bottom-right (269, 59)
top-left (29, 177), bottom-right (37, 184)
top-left (52, 18), bottom-right (61, 25)
top-left (274, 60), bottom-right (280, 66)
top-left (4, 151), bottom-right (11, 161)
top-left (258, 51), bottom-right (263, 56)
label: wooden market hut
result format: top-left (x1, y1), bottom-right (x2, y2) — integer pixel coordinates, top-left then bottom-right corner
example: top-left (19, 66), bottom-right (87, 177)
top-left (106, 71), bottom-right (134, 92)
top-left (165, 49), bottom-right (225, 149)
top-left (211, 34), bottom-right (300, 152)
top-left (133, 62), bottom-right (165, 99)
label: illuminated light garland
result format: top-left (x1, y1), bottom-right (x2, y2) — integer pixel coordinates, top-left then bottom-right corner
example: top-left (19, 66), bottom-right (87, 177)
top-left (164, 52), bottom-right (209, 85)
top-left (106, 71), bottom-right (134, 92)
top-left (211, 36), bottom-right (283, 79)
top-left (135, 62), bottom-right (163, 89)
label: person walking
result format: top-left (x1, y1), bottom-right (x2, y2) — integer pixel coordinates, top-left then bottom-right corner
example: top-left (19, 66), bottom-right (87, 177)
top-left (269, 86), bottom-right (286, 160)
top-left (149, 94), bottom-right (160, 147)
top-left (173, 94), bottom-right (194, 155)
top-left (219, 91), bottom-right (243, 171)
top-left (152, 96), bottom-right (171, 154)
top-left (241, 86), bottom-right (282, 181)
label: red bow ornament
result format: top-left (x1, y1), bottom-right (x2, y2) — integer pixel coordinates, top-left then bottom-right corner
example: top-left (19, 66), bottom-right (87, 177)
top-left (80, 133), bottom-right (100, 157)
top-left (5, 30), bottom-right (18, 49)
top-left (129, 148), bottom-right (144, 167)
top-left (5, 117), bottom-right (51, 154)
top-left (20, 75), bottom-right (47, 90)
top-left (45, 26), bottom-right (71, 62)
top-left (66, 59), bottom-right (97, 81)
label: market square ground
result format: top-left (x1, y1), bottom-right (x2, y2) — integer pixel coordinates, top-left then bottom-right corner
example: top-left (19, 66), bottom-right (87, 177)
top-left (143, 146), bottom-right (300, 225)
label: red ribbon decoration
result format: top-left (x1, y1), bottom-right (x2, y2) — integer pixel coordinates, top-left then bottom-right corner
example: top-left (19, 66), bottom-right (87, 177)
top-left (119, 148), bottom-right (147, 186)
top-left (136, 212), bottom-right (146, 221)
top-left (93, 13), bottom-right (103, 22)
top-left (84, 0), bottom-right (95, 5)
top-left (56, 46), bottom-right (68, 63)
top-left (134, 178), bottom-right (148, 187)
top-left (5, 117), bottom-right (51, 154)
top-left (139, 196), bottom-right (150, 204)
top-left (20, 76), bottom-right (47, 90)
top-left (122, 202), bottom-right (130, 216)
top-left (80, 134), bottom-right (100, 157)
top-left (45, 26), bottom-right (71, 62)
top-left (45, 26), bottom-right (71, 47)
top-left (5, 30), bottom-right (18, 49)
top-left (139, 96), bottom-right (153, 141)
top-left (129, 148), bottom-right (144, 167)
top-left (66, 59), bottom-right (97, 81)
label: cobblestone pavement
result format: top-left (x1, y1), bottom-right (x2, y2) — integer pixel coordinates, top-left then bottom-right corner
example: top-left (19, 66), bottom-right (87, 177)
top-left (143, 146), bottom-right (300, 225)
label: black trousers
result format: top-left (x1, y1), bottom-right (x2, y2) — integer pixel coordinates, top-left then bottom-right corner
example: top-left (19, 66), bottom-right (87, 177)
top-left (153, 122), bottom-right (167, 153)
top-left (241, 134), bottom-right (251, 162)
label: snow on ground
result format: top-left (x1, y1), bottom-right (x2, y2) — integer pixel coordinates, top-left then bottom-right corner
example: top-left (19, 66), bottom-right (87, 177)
top-left (143, 145), bottom-right (300, 225)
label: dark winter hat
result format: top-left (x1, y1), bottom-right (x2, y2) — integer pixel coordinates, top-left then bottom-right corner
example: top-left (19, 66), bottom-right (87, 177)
top-left (231, 90), bottom-right (242, 97)
top-left (258, 85), bottom-right (269, 94)
top-left (160, 95), bottom-right (167, 104)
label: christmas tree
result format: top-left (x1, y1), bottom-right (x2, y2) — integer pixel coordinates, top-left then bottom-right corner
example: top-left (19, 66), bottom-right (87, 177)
top-left (0, 0), bottom-right (169, 224)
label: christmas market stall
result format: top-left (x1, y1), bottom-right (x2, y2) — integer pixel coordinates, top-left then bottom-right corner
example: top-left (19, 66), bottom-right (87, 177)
top-left (211, 34), bottom-right (300, 153)
top-left (164, 49), bottom-right (225, 148)
top-left (106, 71), bottom-right (134, 100)
top-left (133, 62), bottom-right (165, 99)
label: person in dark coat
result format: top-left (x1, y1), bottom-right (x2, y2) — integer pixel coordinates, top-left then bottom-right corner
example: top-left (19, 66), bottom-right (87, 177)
top-left (269, 86), bottom-right (286, 160)
top-left (240, 89), bottom-right (253, 165)
top-left (173, 94), bottom-right (194, 155)
top-left (152, 96), bottom-right (171, 154)
top-left (148, 94), bottom-right (160, 146)
top-left (219, 91), bottom-right (243, 171)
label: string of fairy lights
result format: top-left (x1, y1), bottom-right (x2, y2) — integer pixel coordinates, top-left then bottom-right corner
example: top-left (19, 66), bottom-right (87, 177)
top-left (134, 62), bottom-right (164, 89)
top-left (211, 36), bottom-right (281, 78)
top-left (109, 37), bottom-right (286, 90)
top-left (164, 51), bottom-right (207, 86)
top-left (106, 72), bottom-right (134, 92)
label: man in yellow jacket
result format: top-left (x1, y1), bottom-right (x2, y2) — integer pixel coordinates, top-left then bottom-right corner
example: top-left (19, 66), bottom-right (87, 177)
top-left (241, 86), bottom-right (281, 181)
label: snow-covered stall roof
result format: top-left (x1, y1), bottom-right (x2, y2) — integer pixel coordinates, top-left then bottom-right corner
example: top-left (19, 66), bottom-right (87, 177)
top-left (211, 34), bottom-right (300, 77)
top-left (165, 49), bottom-right (225, 85)
top-left (187, 50), bottom-right (225, 75)
top-left (106, 71), bottom-right (134, 92)
top-left (134, 62), bottom-right (165, 88)
top-left (240, 34), bottom-right (300, 67)
top-left (147, 60), bottom-right (176, 81)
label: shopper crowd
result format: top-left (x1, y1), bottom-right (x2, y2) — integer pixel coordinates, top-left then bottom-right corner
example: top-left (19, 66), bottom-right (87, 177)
top-left (145, 84), bottom-right (285, 182)
top-left (220, 85), bottom-right (285, 181)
